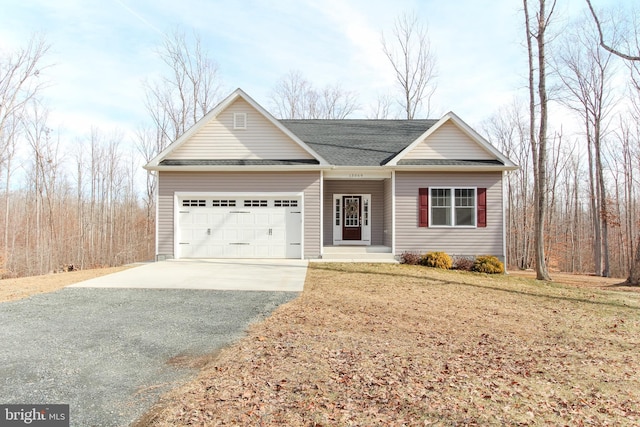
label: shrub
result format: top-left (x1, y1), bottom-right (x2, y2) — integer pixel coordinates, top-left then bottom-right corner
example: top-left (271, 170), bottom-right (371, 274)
top-left (400, 252), bottom-right (422, 265)
top-left (453, 256), bottom-right (474, 271)
top-left (472, 255), bottom-right (505, 274)
top-left (421, 252), bottom-right (453, 269)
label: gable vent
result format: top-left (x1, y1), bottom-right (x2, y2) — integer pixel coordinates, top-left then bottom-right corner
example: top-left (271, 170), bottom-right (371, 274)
top-left (233, 113), bottom-right (247, 130)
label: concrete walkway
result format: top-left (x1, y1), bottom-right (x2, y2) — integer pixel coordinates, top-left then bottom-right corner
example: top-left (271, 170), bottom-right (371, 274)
top-left (69, 259), bottom-right (308, 292)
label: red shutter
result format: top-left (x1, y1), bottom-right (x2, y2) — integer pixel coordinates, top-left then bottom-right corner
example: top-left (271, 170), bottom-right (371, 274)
top-left (419, 188), bottom-right (429, 227)
top-left (477, 188), bottom-right (487, 228)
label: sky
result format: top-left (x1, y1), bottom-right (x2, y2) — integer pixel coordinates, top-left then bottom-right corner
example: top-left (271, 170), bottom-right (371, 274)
top-left (0, 0), bottom-right (635, 145)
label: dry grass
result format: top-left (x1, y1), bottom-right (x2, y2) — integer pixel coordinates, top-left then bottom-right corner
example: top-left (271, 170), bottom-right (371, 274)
top-left (0, 266), bottom-right (134, 302)
top-left (509, 270), bottom-right (638, 293)
top-left (136, 263), bottom-right (640, 426)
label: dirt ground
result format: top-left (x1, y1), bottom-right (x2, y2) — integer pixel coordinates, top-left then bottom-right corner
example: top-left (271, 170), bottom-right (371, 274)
top-left (134, 263), bottom-right (640, 426)
top-left (0, 266), bottom-right (134, 302)
top-left (3, 264), bottom-right (638, 425)
top-left (2, 264), bottom-right (633, 303)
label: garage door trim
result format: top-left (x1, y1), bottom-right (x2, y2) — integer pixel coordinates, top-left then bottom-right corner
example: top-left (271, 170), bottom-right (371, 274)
top-left (174, 191), bottom-right (304, 259)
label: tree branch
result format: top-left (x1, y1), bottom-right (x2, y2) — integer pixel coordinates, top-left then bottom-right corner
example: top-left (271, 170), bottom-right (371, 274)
top-left (585, 0), bottom-right (640, 61)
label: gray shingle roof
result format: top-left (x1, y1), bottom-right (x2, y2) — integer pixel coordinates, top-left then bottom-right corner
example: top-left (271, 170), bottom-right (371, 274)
top-left (280, 119), bottom-right (438, 166)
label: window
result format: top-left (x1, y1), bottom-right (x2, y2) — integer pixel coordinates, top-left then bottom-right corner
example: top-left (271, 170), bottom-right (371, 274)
top-left (212, 200), bottom-right (236, 207)
top-left (430, 188), bottom-right (476, 227)
top-left (335, 198), bottom-right (340, 226)
top-left (274, 200), bottom-right (298, 207)
top-left (431, 189), bottom-right (452, 226)
top-left (363, 198), bottom-right (369, 226)
top-left (182, 199), bottom-right (206, 207)
top-left (244, 200), bottom-right (267, 207)
top-left (454, 189), bottom-right (475, 226)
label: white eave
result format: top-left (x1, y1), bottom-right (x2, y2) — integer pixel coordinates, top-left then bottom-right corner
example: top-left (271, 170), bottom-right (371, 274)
top-left (389, 164), bottom-right (519, 172)
top-left (146, 164), bottom-right (330, 172)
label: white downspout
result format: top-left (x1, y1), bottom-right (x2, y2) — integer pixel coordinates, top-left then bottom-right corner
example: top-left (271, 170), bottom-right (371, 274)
top-left (392, 170), bottom-right (396, 256)
top-left (319, 170), bottom-right (324, 258)
top-left (502, 170), bottom-right (508, 273)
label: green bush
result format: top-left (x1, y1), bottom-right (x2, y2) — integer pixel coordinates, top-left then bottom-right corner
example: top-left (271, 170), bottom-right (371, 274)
top-left (421, 252), bottom-right (453, 269)
top-left (472, 255), bottom-right (505, 274)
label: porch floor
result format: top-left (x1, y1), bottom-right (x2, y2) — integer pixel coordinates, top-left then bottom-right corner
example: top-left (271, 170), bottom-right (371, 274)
top-left (318, 246), bottom-right (397, 263)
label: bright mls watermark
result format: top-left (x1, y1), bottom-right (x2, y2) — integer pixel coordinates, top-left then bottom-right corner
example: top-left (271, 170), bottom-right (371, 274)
top-left (0, 405), bottom-right (69, 426)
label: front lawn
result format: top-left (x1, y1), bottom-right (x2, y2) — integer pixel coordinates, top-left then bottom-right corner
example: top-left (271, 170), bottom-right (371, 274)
top-left (137, 263), bottom-right (640, 426)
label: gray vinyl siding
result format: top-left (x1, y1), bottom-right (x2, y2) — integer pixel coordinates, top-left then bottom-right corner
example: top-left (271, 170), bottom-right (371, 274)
top-left (383, 177), bottom-right (393, 247)
top-left (323, 180), bottom-right (385, 245)
top-left (395, 171), bottom-right (504, 258)
top-left (157, 171), bottom-right (321, 259)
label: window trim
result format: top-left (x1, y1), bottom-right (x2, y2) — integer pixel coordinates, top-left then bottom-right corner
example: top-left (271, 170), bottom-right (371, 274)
top-left (428, 187), bottom-right (477, 228)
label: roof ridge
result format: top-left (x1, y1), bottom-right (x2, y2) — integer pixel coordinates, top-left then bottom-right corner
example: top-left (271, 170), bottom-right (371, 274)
top-left (279, 118), bottom-right (438, 122)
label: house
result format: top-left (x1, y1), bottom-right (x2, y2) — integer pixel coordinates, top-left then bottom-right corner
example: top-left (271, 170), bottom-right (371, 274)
top-left (144, 88), bottom-right (518, 263)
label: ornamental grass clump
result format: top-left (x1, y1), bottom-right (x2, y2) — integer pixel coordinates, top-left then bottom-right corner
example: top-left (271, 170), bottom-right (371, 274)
top-left (452, 256), bottom-right (474, 271)
top-left (400, 252), bottom-right (422, 265)
top-left (421, 252), bottom-right (453, 269)
top-left (472, 255), bottom-right (505, 274)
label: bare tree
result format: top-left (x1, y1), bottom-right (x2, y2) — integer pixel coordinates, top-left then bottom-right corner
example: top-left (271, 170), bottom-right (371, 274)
top-left (382, 12), bottom-right (437, 119)
top-left (23, 101), bottom-right (62, 273)
top-left (523, 0), bottom-right (556, 281)
top-left (0, 35), bottom-right (50, 269)
top-left (144, 28), bottom-right (223, 149)
top-left (269, 70), bottom-right (313, 119)
top-left (484, 99), bottom-right (534, 270)
top-left (0, 35), bottom-right (50, 154)
top-left (319, 85), bottom-right (359, 119)
top-left (140, 29), bottom-right (224, 263)
top-left (366, 93), bottom-right (395, 119)
top-left (585, 0), bottom-right (640, 61)
top-left (136, 126), bottom-right (163, 243)
top-left (584, 1), bottom-right (640, 284)
top-left (625, 62), bottom-right (640, 285)
top-left (269, 70), bottom-right (359, 119)
top-left (554, 16), bottom-right (617, 276)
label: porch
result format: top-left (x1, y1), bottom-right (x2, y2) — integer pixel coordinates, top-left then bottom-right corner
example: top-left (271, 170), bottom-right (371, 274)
top-left (318, 245), bottom-right (397, 263)
top-left (323, 177), bottom-right (393, 248)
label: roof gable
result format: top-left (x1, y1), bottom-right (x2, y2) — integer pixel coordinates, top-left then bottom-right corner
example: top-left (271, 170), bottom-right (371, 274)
top-left (145, 89), bottom-right (328, 169)
top-left (387, 112), bottom-right (517, 168)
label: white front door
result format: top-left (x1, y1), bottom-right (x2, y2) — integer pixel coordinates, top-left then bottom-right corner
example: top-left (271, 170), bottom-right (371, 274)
top-left (332, 194), bottom-right (371, 245)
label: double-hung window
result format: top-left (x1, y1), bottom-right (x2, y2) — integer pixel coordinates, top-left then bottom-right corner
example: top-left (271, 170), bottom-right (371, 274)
top-left (430, 187), bottom-right (476, 227)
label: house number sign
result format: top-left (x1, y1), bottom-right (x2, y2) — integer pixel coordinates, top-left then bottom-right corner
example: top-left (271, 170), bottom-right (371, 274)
top-left (348, 173), bottom-right (364, 178)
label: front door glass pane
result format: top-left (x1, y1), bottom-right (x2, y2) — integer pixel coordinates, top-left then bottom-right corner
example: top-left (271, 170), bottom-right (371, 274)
top-left (344, 197), bottom-right (360, 227)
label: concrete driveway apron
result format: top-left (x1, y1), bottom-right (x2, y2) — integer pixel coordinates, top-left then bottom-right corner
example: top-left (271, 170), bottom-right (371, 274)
top-left (0, 259), bottom-right (306, 426)
top-left (68, 259), bottom-right (308, 291)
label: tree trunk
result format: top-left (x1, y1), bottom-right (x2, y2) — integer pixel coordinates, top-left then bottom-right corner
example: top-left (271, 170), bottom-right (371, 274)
top-left (627, 236), bottom-right (640, 285)
top-left (533, 0), bottom-right (552, 281)
top-left (587, 130), bottom-right (602, 275)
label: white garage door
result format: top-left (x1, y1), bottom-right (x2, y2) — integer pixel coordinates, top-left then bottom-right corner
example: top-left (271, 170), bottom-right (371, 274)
top-left (177, 197), bottom-right (302, 259)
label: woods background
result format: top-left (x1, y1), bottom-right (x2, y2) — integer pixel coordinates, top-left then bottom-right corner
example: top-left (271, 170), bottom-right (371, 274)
top-left (1, 1), bottom-right (639, 280)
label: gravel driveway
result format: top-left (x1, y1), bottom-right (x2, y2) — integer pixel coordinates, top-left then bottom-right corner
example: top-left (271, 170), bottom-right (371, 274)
top-left (0, 287), bottom-right (297, 426)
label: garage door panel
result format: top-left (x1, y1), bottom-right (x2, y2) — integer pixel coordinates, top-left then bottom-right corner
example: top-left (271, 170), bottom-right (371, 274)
top-left (223, 229), bottom-right (239, 241)
top-left (178, 197), bottom-right (302, 259)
